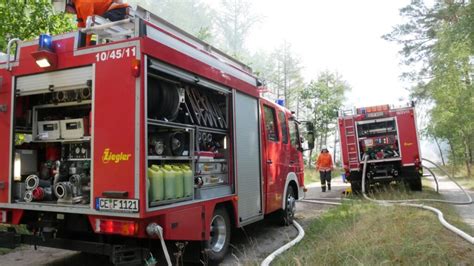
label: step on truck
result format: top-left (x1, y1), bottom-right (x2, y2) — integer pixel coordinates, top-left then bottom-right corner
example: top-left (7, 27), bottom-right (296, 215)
top-left (338, 104), bottom-right (423, 192)
top-left (0, 6), bottom-right (314, 265)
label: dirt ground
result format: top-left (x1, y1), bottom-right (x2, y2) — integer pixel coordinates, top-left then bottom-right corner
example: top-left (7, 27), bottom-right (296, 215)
top-left (0, 178), bottom-right (347, 266)
top-left (221, 178), bottom-right (348, 265)
top-left (425, 174), bottom-right (474, 233)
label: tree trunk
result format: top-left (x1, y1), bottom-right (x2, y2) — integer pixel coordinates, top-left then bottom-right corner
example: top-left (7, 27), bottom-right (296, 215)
top-left (308, 149), bottom-right (313, 168)
top-left (333, 128), bottom-right (338, 166)
top-left (433, 136), bottom-right (446, 166)
top-left (462, 137), bottom-right (472, 178)
top-left (448, 140), bottom-right (456, 177)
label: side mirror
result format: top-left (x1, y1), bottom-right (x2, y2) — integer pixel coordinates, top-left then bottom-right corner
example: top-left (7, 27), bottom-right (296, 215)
top-left (305, 122), bottom-right (315, 150)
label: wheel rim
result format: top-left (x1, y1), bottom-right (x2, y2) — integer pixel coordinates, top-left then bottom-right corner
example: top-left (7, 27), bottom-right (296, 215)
top-left (287, 190), bottom-right (296, 221)
top-left (209, 214), bottom-right (227, 253)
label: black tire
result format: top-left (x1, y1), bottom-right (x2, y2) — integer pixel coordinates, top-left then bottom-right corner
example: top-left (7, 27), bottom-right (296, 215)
top-left (205, 207), bottom-right (231, 263)
top-left (280, 185), bottom-right (296, 226)
top-left (408, 177), bottom-right (422, 191)
top-left (351, 181), bottom-right (362, 194)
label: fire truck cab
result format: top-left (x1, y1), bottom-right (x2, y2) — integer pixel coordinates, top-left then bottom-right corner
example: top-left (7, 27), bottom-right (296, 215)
top-left (338, 104), bottom-right (423, 192)
top-left (0, 6), bottom-right (313, 264)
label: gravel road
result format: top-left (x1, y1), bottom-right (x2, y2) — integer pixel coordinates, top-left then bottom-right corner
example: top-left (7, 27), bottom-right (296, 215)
top-left (0, 178), bottom-right (347, 266)
top-left (430, 175), bottom-right (474, 233)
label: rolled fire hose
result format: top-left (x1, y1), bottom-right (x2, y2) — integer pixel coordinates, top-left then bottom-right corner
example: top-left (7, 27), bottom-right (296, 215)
top-left (25, 175), bottom-right (50, 190)
top-left (70, 174), bottom-right (90, 186)
top-left (24, 190), bottom-right (34, 202)
top-left (24, 187), bottom-right (53, 202)
top-left (80, 87), bottom-right (91, 100)
top-left (54, 182), bottom-right (74, 200)
top-left (361, 155), bottom-right (474, 244)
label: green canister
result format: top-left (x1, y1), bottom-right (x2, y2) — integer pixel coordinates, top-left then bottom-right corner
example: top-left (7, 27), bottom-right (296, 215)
top-left (172, 165), bottom-right (184, 198)
top-left (163, 165), bottom-right (176, 200)
top-left (181, 165), bottom-right (193, 197)
top-left (149, 165), bottom-right (164, 201)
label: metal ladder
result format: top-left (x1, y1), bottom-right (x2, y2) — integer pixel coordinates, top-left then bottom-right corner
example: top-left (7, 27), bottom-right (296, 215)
top-left (342, 110), bottom-right (359, 170)
top-left (81, 12), bottom-right (136, 44)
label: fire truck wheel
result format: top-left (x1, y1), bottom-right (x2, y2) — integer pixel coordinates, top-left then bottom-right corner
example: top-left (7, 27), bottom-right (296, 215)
top-left (205, 207), bottom-right (231, 263)
top-left (280, 185), bottom-right (296, 226)
top-left (408, 177), bottom-right (422, 191)
top-left (350, 181), bottom-right (362, 194)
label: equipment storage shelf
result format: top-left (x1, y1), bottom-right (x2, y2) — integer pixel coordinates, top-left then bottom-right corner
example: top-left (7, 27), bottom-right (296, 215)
top-left (146, 58), bottom-right (233, 208)
top-left (147, 122), bottom-right (195, 207)
top-left (12, 87), bottom-right (93, 207)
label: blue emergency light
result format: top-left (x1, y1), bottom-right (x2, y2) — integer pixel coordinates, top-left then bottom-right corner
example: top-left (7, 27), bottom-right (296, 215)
top-left (38, 34), bottom-right (53, 51)
top-left (276, 99), bottom-right (285, 106)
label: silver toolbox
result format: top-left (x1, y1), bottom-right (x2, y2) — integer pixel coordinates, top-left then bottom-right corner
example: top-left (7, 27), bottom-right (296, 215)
top-left (60, 119), bottom-right (84, 139)
top-left (37, 120), bottom-right (61, 140)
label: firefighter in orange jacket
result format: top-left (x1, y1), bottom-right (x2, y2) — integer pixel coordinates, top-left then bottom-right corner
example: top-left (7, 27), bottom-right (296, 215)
top-left (316, 147), bottom-right (334, 192)
top-left (66, 0), bottom-right (130, 28)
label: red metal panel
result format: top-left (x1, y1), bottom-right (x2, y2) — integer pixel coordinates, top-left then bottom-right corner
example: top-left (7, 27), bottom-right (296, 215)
top-left (163, 206), bottom-right (204, 240)
top-left (393, 108), bottom-right (420, 164)
top-left (0, 70), bottom-right (12, 204)
top-left (93, 52), bottom-right (138, 203)
top-left (11, 37), bottom-right (141, 78)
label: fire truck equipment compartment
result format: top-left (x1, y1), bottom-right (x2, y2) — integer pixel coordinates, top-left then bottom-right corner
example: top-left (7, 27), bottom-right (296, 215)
top-left (60, 119), bottom-right (85, 139)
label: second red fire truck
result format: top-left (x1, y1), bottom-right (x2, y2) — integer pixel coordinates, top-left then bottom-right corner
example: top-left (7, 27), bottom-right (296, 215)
top-left (339, 104), bottom-right (423, 192)
top-left (0, 6), bottom-right (314, 264)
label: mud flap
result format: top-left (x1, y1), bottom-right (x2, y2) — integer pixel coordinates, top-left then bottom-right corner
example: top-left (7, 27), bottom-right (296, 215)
top-left (0, 230), bottom-right (21, 249)
top-left (111, 245), bottom-right (148, 266)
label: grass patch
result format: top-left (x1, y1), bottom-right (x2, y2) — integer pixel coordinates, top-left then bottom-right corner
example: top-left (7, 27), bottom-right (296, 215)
top-left (275, 186), bottom-right (474, 265)
top-left (0, 224), bottom-right (10, 255)
top-left (430, 166), bottom-right (474, 190)
top-left (0, 224), bottom-right (29, 255)
top-left (456, 178), bottom-right (474, 190)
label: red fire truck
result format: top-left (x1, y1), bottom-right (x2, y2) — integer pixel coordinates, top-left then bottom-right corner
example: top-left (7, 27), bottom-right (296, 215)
top-left (338, 104), bottom-right (423, 192)
top-left (0, 6), bottom-right (314, 264)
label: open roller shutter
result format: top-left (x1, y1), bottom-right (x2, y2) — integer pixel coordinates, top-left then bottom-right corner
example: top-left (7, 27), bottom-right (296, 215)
top-left (234, 91), bottom-right (263, 225)
top-left (16, 66), bottom-right (93, 96)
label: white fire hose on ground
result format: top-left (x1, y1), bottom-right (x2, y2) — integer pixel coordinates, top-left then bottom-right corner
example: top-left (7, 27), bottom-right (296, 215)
top-left (262, 157), bottom-right (473, 265)
top-left (361, 155), bottom-right (473, 245)
top-left (260, 220), bottom-right (305, 266)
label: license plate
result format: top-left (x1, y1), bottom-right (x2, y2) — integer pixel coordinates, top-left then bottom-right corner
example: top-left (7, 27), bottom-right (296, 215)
top-left (96, 198), bottom-right (139, 213)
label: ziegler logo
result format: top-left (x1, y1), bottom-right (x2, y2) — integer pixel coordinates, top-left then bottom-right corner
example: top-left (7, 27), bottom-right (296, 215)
top-left (404, 142), bottom-right (413, 146)
top-left (102, 148), bottom-right (132, 164)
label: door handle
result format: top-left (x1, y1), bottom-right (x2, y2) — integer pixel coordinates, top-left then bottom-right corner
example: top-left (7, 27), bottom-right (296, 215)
top-left (290, 160), bottom-right (295, 164)
top-left (266, 160), bottom-right (272, 164)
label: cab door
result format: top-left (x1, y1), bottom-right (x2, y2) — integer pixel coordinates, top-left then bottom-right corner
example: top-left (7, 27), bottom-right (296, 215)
top-left (288, 118), bottom-right (304, 187)
top-left (277, 110), bottom-right (290, 185)
top-left (262, 104), bottom-right (283, 213)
